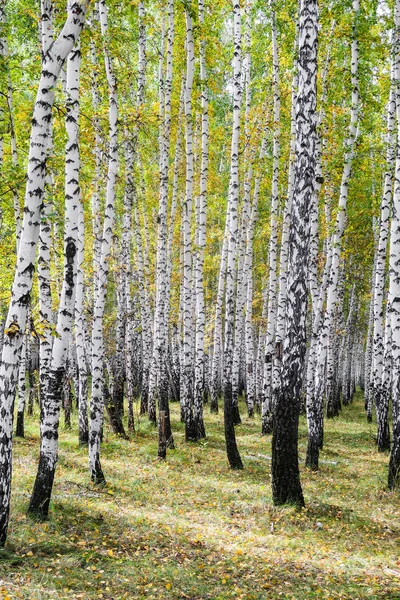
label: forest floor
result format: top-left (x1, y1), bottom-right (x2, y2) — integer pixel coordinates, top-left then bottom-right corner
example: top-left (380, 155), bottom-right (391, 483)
top-left (0, 392), bottom-right (399, 599)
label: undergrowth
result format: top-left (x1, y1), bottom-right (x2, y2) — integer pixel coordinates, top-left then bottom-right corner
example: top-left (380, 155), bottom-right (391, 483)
top-left (0, 392), bottom-right (399, 599)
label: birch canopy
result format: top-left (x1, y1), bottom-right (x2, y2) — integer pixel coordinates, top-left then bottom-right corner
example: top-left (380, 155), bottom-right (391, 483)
top-left (0, 0), bottom-right (399, 587)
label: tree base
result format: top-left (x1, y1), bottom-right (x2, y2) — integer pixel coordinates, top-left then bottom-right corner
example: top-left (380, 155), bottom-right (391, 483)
top-left (233, 404), bottom-right (241, 426)
top-left (79, 432), bottom-right (89, 446)
top-left (15, 411), bottom-right (24, 438)
top-left (28, 458), bottom-right (56, 522)
top-left (305, 438), bottom-right (319, 471)
top-left (210, 399), bottom-right (219, 414)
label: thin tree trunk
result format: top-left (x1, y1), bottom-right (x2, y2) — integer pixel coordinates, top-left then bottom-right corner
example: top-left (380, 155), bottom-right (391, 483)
top-left (89, 0), bottom-right (118, 484)
top-left (192, 0), bottom-right (208, 440)
top-left (75, 180), bottom-right (88, 446)
top-left (372, 82), bottom-right (395, 451)
top-left (261, 4), bottom-right (280, 435)
top-left (15, 335), bottom-right (27, 438)
top-left (38, 0), bottom-right (55, 419)
top-left (223, 0), bottom-right (243, 470)
top-left (389, 0), bottom-right (400, 489)
top-left (326, 0), bottom-right (359, 418)
top-left (364, 256), bottom-right (377, 420)
top-left (305, 243), bottom-right (332, 469)
top-left (181, 5), bottom-right (198, 442)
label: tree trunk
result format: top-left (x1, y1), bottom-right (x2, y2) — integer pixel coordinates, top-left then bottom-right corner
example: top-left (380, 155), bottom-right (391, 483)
top-left (192, 0), bottom-right (208, 440)
top-left (15, 335), bottom-right (27, 438)
top-left (28, 26), bottom-right (82, 519)
top-left (388, 0), bottom-right (400, 489)
top-left (223, 0), bottom-right (243, 471)
top-left (372, 81), bottom-right (395, 451)
top-left (89, 0), bottom-right (118, 484)
top-left (326, 0), bottom-right (359, 418)
top-left (271, 0), bottom-right (318, 507)
top-left (261, 4), bottom-right (280, 435)
top-left (0, 0), bottom-right (88, 546)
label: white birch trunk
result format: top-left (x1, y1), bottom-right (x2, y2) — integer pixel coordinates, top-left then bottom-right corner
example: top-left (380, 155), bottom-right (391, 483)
top-left (275, 52), bottom-right (298, 352)
top-left (89, 0), bottom-right (118, 483)
top-left (364, 260), bottom-right (376, 420)
top-left (90, 33), bottom-right (102, 302)
top-left (75, 180), bottom-right (88, 446)
top-left (38, 0), bottom-right (55, 412)
top-left (181, 6), bottom-right (197, 441)
top-left (146, 13), bottom-right (166, 423)
top-left (124, 0), bottom-right (146, 430)
top-left (261, 3), bottom-right (280, 434)
top-left (148, 4), bottom-right (173, 431)
top-left (389, 0), bottom-right (400, 489)
top-left (244, 135), bottom-right (267, 417)
top-left (223, 1), bottom-right (243, 470)
top-left (0, 0), bottom-right (88, 546)
top-left (305, 242), bottom-right (333, 469)
top-left (307, 22), bottom-right (334, 320)
top-left (231, 0), bottom-right (253, 420)
top-left (29, 21), bottom-right (83, 518)
top-left (192, 0), bottom-right (208, 439)
top-left (326, 0), bottom-right (359, 418)
top-left (271, 0), bottom-right (318, 506)
top-left (372, 81), bottom-right (396, 451)
top-left (15, 334), bottom-right (27, 438)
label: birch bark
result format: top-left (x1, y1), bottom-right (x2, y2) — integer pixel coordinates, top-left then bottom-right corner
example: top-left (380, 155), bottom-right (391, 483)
top-left (89, 0), bottom-right (118, 483)
top-left (261, 3), bottom-right (280, 435)
top-left (0, 0), bottom-right (88, 546)
top-left (181, 5), bottom-right (198, 441)
top-left (38, 0), bottom-right (55, 413)
top-left (15, 334), bottom-right (27, 438)
top-left (192, 0), bottom-right (208, 439)
top-left (223, 0), bottom-right (243, 470)
top-left (389, 0), bottom-right (400, 488)
top-left (372, 82), bottom-right (396, 451)
top-left (271, 0), bottom-right (318, 506)
top-left (75, 183), bottom-right (88, 446)
top-left (29, 21), bottom-right (83, 518)
top-left (326, 0), bottom-right (359, 418)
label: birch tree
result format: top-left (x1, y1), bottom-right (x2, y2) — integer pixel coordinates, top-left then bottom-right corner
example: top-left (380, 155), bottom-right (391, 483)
top-left (389, 0), bottom-right (400, 489)
top-left (271, 0), bottom-right (318, 506)
top-left (89, 0), bottom-right (118, 483)
top-left (371, 81), bottom-right (396, 451)
top-left (326, 0), bottom-right (360, 419)
top-left (261, 1), bottom-right (280, 435)
top-left (192, 0), bottom-right (208, 440)
top-left (0, 0), bottom-right (88, 547)
top-left (223, 0), bottom-right (243, 470)
top-left (28, 19), bottom-right (83, 519)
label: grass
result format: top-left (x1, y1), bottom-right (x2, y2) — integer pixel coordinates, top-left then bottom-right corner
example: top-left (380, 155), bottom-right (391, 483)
top-left (0, 392), bottom-right (399, 599)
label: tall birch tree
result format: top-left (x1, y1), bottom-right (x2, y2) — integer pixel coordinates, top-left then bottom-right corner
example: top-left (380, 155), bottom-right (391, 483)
top-left (0, 0), bottom-right (88, 546)
top-left (271, 0), bottom-right (318, 506)
top-left (89, 0), bottom-right (118, 484)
